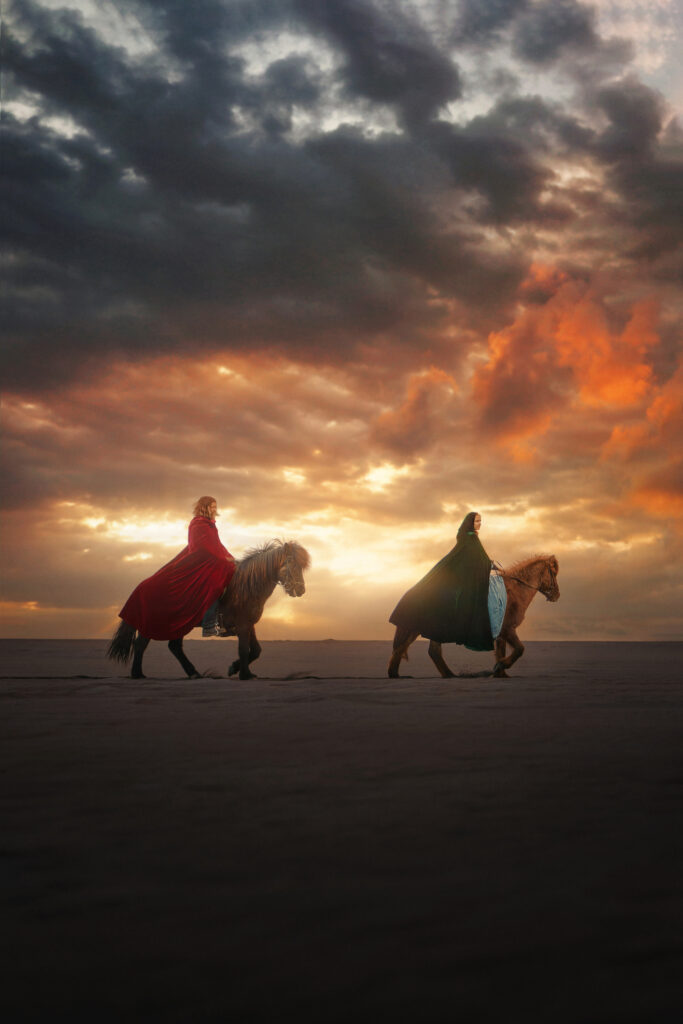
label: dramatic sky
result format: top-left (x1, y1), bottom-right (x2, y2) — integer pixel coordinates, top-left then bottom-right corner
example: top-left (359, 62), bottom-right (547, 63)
top-left (2, 0), bottom-right (682, 642)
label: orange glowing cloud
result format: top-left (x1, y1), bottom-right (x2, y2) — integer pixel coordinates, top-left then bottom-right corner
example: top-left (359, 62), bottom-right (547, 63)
top-left (370, 367), bottom-right (458, 457)
top-left (519, 262), bottom-right (569, 302)
top-left (603, 359), bottom-right (683, 460)
top-left (644, 362), bottom-right (683, 435)
top-left (631, 482), bottom-right (683, 524)
top-left (601, 358), bottom-right (683, 530)
top-left (472, 275), bottom-right (661, 450)
top-left (554, 294), bottom-right (659, 406)
top-left (471, 291), bottom-right (570, 443)
top-left (628, 447), bottom-right (683, 531)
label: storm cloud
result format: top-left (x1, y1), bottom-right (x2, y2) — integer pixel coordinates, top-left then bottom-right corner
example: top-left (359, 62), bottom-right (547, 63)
top-left (3, 0), bottom-right (678, 387)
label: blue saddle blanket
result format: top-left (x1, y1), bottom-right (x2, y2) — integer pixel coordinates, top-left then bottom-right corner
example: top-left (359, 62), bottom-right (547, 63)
top-left (488, 572), bottom-right (507, 640)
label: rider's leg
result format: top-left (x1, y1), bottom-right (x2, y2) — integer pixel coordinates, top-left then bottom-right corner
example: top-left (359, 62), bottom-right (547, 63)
top-left (201, 600), bottom-right (227, 637)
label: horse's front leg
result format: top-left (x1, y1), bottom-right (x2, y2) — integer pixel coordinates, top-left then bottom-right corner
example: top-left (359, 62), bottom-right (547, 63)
top-left (168, 638), bottom-right (201, 679)
top-left (228, 628), bottom-right (257, 680)
top-left (428, 641), bottom-right (456, 678)
top-left (493, 628), bottom-right (524, 677)
top-left (247, 626), bottom-right (261, 670)
top-left (493, 635), bottom-right (508, 678)
top-left (387, 627), bottom-right (418, 678)
top-left (131, 635), bottom-right (150, 679)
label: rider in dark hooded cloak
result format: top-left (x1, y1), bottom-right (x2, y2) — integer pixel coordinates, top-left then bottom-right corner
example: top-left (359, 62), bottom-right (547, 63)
top-left (389, 511), bottom-right (494, 651)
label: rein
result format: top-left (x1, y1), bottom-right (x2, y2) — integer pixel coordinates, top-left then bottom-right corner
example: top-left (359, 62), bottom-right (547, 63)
top-left (493, 560), bottom-right (552, 596)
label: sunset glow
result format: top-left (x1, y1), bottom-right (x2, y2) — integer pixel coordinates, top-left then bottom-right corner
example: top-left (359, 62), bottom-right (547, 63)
top-left (2, 0), bottom-right (682, 641)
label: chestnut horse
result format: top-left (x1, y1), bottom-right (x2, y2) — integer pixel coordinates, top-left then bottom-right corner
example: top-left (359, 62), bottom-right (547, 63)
top-left (387, 555), bottom-right (559, 679)
top-left (108, 540), bottom-right (310, 680)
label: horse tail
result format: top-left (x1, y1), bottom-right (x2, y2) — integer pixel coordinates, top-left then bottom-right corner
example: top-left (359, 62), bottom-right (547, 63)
top-left (107, 621), bottom-right (136, 664)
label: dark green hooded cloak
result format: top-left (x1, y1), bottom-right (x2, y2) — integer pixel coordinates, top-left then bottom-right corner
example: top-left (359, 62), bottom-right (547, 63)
top-left (389, 512), bottom-right (494, 651)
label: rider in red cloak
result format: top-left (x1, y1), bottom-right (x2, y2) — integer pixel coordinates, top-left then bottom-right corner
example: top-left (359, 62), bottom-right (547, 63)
top-left (118, 496), bottom-right (235, 641)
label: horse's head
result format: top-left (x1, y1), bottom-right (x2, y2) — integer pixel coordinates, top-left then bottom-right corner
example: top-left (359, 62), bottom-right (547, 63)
top-left (540, 556), bottom-right (560, 602)
top-left (278, 541), bottom-right (310, 598)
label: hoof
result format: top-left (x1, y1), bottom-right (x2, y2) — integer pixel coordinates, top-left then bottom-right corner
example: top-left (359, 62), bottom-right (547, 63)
top-left (228, 663), bottom-right (238, 677)
top-left (189, 671), bottom-right (201, 679)
top-left (239, 671), bottom-right (256, 680)
top-left (131, 671), bottom-right (146, 679)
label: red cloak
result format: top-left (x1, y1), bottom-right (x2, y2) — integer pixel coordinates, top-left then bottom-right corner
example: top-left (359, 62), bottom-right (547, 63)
top-left (119, 516), bottom-right (235, 640)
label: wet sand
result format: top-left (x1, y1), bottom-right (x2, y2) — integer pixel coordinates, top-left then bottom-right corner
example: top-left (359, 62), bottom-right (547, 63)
top-left (1, 640), bottom-right (682, 1021)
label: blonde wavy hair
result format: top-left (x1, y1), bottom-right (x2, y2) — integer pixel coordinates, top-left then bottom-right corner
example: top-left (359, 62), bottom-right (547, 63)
top-left (193, 495), bottom-right (217, 519)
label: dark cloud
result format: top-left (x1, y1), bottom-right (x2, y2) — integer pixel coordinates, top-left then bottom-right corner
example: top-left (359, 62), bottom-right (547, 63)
top-left (512, 0), bottom-right (600, 64)
top-left (296, 0), bottom-right (461, 125)
top-left (2, 0), bottom-right (678, 393)
top-left (259, 56), bottom-right (322, 134)
top-left (2, 26), bottom-right (519, 388)
top-left (425, 119), bottom-right (552, 225)
top-left (585, 78), bottom-right (683, 269)
top-left (454, 0), bottom-right (529, 45)
top-left (594, 75), bottom-right (665, 162)
top-left (466, 95), bottom-right (595, 156)
top-left (453, 0), bottom-right (629, 76)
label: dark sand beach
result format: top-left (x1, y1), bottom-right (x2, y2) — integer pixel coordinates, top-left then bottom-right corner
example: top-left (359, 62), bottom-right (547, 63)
top-left (2, 639), bottom-right (682, 1021)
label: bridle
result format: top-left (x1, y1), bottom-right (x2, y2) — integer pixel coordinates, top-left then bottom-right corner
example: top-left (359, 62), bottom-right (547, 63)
top-left (278, 554), bottom-right (301, 595)
top-left (493, 561), bottom-right (557, 600)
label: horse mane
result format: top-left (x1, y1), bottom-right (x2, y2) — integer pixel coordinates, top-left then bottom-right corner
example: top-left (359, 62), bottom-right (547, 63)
top-left (229, 539), bottom-right (310, 604)
top-left (504, 554), bottom-right (557, 577)
top-left (284, 540), bottom-right (311, 571)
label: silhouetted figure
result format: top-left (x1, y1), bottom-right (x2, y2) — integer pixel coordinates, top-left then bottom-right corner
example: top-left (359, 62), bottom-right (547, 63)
top-left (389, 511), bottom-right (493, 651)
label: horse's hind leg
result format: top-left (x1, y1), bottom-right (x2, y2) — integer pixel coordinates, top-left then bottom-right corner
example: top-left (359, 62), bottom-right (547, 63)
top-left (387, 627), bottom-right (418, 678)
top-left (131, 635), bottom-right (150, 679)
top-left (168, 638), bottom-right (201, 679)
top-left (428, 641), bottom-right (455, 678)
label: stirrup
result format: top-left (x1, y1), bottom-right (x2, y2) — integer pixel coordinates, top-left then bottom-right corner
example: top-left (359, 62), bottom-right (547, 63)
top-left (202, 624), bottom-right (228, 637)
